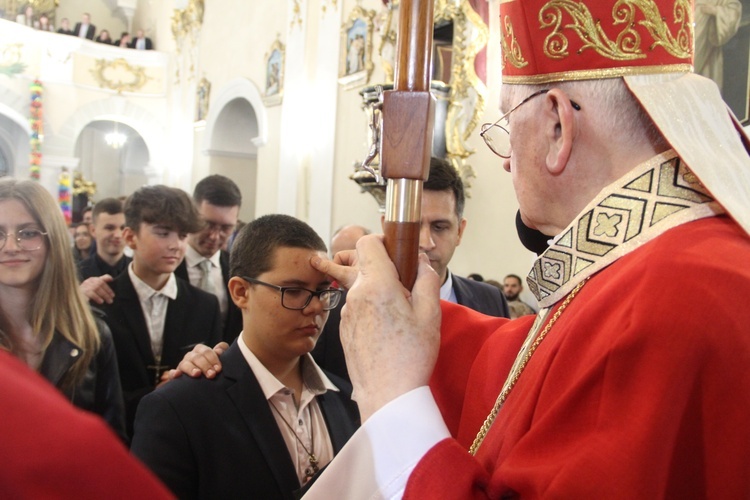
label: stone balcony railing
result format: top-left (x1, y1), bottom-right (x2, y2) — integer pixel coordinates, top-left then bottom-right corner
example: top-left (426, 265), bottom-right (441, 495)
top-left (0, 18), bottom-right (170, 96)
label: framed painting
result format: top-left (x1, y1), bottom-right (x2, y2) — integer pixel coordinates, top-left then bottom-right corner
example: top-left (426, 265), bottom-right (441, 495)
top-left (195, 76), bottom-right (210, 122)
top-left (263, 37), bottom-right (285, 106)
top-left (695, 0), bottom-right (750, 124)
top-left (338, 6), bottom-right (375, 89)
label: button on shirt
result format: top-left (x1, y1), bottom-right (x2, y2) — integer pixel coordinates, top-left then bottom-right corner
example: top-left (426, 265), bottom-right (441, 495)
top-left (238, 336), bottom-right (338, 485)
top-left (128, 264), bottom-right (178, 360)
top-left (184, 245), bottom-right (228, 322)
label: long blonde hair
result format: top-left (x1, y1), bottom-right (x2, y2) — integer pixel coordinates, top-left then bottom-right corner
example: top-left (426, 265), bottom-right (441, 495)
top-left (0, 178), bottom-right (100, 388)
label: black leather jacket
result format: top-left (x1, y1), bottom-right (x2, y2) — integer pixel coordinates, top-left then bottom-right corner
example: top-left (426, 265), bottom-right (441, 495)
top-left (39, 314), bottom-right (127, 442)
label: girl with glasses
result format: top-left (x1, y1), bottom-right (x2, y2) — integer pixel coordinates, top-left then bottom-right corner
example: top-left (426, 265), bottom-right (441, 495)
top-left (0, 178), bottom-right (126, 439)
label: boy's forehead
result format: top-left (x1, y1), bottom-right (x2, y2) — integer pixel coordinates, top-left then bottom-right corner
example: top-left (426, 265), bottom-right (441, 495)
top-left (267, 246), bottom-right (326, 274)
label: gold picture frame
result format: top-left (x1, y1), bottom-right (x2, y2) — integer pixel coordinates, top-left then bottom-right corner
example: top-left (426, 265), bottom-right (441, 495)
top-left (263, 36), bottom-right (285, 107)
top-left (338, 6), bottom-right (375, 89)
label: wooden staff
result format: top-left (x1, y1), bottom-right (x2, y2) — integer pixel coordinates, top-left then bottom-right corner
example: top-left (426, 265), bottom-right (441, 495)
top-left (380, 0), bottom-right (436, 289)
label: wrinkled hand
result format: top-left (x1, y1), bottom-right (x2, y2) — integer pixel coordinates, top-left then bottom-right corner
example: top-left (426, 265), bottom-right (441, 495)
top-left (337, 234), bottom-right (441, 421)
top-left (80, 274), bottom-right (116, 305)
top-left (312, 250), bottom-right (358, 290)
top-left (164, 341), bottom-right (229, 382)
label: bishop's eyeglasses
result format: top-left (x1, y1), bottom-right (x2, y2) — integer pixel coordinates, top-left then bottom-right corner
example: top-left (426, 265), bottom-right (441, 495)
top-left (480, 89), bottom-right (581, 158)
top-left (0, 228), bottom-right (48, 251)
top-left (242, 276), bottom-right (343, 311)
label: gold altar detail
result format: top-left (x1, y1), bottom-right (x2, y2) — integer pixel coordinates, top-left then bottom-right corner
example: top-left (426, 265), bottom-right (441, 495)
top-left (171, 0), bottom-right (204, 82)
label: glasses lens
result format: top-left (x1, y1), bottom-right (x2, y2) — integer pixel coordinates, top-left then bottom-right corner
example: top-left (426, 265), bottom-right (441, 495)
top-left (18, 229), bottom-right (45, 251)
top-left (482, 119), bottom-right (511, 158)
top-left (281, 288), bottom-right (313, 310)
top-left (322, 290), bottom-right (342, 310)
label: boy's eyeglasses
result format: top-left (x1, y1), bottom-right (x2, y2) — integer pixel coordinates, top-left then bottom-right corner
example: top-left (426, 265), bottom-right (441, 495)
top-left (242, 276), bottom-right (343, 311)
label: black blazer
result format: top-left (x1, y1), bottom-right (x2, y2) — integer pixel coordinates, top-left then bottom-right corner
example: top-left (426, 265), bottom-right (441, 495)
top-left (131, 340), bottom-right (360, 500)
top-left (452, 274), bottom-right (510, 318)
top-left (99, 272), bottom-right (222, 438)
top-left (175, 251), bottom-right (243, 343)
top-left (312, 274), bottom-right (510, 384)
top-left (78, 254), bottom-right (131, 281)
top-left (73, 22), bottom-right (96, 40)
top-left (129, 37), bottom-right (153, 50)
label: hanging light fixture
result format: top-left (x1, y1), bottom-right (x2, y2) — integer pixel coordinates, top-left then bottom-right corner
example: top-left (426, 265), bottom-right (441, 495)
top-left (105, 121), bottom-right (127, 149)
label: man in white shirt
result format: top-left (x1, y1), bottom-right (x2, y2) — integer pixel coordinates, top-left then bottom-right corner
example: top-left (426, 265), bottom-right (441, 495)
top-left (175, 174), bottom-right (243, 342)
top-left (74, 13), bottom-right (95, 40)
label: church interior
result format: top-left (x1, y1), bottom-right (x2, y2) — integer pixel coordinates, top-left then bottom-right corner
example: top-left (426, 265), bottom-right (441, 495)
top-left (1, 0), bottom-right (748, 302)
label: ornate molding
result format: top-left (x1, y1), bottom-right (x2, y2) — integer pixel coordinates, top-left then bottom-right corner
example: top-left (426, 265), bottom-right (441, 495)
top-left (90, 58), bottom-right (150, 93)
top-left (171, 0), bottom-right (204, 82)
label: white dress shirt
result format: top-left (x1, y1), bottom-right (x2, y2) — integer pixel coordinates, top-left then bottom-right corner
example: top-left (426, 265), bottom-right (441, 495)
top-left (238, 336), bottom-right (339, 485)
top-left (184, 245), bottom-right (228, 322)
top-left (128, 263), bottom-right (178, 360)
top-left (440, 270), bottom-right (458, 303)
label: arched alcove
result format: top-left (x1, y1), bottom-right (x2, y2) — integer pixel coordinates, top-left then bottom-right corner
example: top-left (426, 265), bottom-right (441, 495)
top-left (0, 112), bottom-right (29, 178)
top-left (74, 120), bottom-right (150, 199)
top-left (202, 78), bottom-right (267, 223)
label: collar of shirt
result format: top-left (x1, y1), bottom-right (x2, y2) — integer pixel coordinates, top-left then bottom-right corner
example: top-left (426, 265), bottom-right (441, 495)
top-left (238, 333), bottom-right (339, 400)
top-left (185, 244), bottom-right (221, 269)
top-left (439, 270), bottom-right (457, 303)
top-left (128, 262), bottom-right (178, 302)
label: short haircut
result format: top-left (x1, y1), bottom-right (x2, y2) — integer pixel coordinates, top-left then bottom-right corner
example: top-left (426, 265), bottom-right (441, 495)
top-left (124, 185), bottom-right (202, 234)
top-left (230, 214), bottom-right (326, 279)
top-left (193, 174), bottom-right (242, 208)
top-left (82, 206), bottom-right (93, 215)
top-left (331, 224), bottom-right (371, 238)
top-left (425, 157), bottom-right (465, 218)
top-left (504, 274), bottom-right (523, 286)
top-left (91, 198), bottom-right (123, 222)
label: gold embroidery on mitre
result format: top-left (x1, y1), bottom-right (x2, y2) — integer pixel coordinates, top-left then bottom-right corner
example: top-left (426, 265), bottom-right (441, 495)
top-left (501, 63), bottom-right (693, 84)
top-left (501, 16), bottom-right (529, 69)
top-left (539, 0), bottom-right (692, 62)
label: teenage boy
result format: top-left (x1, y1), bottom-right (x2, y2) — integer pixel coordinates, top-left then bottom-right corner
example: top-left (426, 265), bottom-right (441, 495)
top-left (100, 185), bottom-right (222, 438)
top-left (79, 198), bottom-right (130, 282)
top-left (131, 214), bottom-right (359, 499)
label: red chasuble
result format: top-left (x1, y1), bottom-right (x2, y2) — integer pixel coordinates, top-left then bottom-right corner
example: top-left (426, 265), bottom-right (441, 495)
top-left (409, 216), bottom-right (750, 498)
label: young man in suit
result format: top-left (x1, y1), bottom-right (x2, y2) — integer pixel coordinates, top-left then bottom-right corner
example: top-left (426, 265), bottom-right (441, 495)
top-left (132, 214), bottom-right (359, 499)
top-left (130, 29), bottom-right (153, 50)
top-left (419, 158), bottom-right (509, 316)
top-left (175, 174), bottom-right (243, 342)
top-left (78, 197), bottom-right (130, 282)
top-left (74, 13), bottom-right (95, 40)
top-left (100, 185), bottom-right (222, 438)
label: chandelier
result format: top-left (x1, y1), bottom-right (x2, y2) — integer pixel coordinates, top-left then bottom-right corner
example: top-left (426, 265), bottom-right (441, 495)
top-left (105, 122), bottom-right (127, 149)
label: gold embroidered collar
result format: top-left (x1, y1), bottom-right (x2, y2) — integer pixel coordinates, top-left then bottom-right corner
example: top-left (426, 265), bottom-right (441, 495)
top-left (527, 150), bottom-right (723, 308)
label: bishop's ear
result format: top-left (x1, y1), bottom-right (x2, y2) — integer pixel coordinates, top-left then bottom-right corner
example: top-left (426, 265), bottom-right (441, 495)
top-left (543, 88), bottom-right (577, 175)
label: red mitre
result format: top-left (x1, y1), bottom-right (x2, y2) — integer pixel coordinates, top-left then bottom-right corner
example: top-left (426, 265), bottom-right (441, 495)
top-left (499, 0), bottom-right (694, 84)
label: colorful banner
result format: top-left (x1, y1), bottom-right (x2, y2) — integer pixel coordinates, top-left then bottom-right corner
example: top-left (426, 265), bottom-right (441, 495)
top-left (29, 79), bottom-right (43, 180)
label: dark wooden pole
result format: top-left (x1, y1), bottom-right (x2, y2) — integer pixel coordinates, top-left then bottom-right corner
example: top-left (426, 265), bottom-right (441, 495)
top-left (380, 0), bottom-right (435, 289)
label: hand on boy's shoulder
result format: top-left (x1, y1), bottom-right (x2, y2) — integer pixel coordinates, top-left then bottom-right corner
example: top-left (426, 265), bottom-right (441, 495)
top-left (163, 341), bottom-right (229, 384)
top-left (80, 274), bottom-right (116, 305)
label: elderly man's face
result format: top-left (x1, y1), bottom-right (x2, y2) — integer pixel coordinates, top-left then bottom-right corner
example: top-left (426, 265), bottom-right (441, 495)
top-left (501, 87), bottom-right (549, 231)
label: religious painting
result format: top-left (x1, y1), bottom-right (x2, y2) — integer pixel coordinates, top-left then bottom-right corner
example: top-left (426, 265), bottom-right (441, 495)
top-left (338, 6), bottom-right (375, 89)
top-left (263, 37), bottom-right (284, 106)
top-left (694, 0), bottom-right (750, 124)
top-left (195, 76), bottom-right (210, 122)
